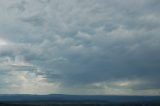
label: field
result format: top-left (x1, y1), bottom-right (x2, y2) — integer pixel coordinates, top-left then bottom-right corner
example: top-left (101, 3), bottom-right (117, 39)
top-left (0, 101), bottom-right (160, 106)
top-left (0, 95), bottom-right (160, 106)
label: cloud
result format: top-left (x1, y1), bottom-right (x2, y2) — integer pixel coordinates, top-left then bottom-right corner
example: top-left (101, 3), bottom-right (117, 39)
top-left (0, 0), bottom-right (160, 95)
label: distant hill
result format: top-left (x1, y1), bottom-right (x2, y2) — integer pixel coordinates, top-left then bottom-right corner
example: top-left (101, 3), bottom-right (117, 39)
top-left (0, 94), bottom-right (160, 103)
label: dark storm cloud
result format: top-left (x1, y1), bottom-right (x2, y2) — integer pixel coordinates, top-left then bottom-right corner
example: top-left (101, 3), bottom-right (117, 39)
top-left (0, 0), bottom-right (160, 94)
top-left (21, 13), bottom-right (45, 26)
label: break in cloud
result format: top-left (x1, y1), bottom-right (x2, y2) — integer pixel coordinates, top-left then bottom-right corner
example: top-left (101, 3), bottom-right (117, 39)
top-left (0, 0), bottom-right (160, 95)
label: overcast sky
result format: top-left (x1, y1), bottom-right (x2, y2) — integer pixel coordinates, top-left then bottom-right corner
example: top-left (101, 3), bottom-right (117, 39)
top-left (0, 0), bottom-right (160, 95)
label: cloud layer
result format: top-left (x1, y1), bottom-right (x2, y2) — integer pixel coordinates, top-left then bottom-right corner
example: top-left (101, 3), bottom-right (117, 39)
top-left (0, 0), bottom-right (160, 95)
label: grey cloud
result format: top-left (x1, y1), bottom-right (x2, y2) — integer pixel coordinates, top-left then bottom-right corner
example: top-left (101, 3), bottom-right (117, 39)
top-left (0, 0), bottom-right (160, 94)
top-left (8, 0), bottom-right (27, 12)
top-left (20, 13), bottom-right (45, 26)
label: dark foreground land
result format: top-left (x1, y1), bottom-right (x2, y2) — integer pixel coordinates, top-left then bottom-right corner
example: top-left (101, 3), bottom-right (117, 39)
top-left (0, 95), bottom-right (160, 106)
top-left (0, 102), bottom-right (160, 106)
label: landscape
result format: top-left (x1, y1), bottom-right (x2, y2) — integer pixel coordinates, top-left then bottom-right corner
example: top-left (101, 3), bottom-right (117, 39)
top-left (0, 94), bottom-right (160, 106)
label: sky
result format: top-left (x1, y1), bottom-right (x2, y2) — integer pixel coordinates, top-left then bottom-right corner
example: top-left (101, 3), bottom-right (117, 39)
top-left (0, 0), bottom-right (160, 95)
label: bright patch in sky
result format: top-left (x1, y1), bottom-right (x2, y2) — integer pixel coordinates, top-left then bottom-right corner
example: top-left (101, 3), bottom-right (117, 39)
top-left (0, 39), bottom-right (7, 46)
